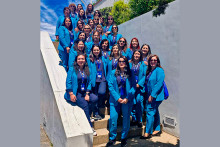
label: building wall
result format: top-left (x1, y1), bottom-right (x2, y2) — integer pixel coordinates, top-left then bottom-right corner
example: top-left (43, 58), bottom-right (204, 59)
top-left (118, 0), bottom-right (180, 137)
top-left (94, 0), bottom-right (129, 10)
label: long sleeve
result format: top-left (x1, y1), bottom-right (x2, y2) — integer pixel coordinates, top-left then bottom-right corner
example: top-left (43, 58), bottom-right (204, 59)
top-left (151, 68), bottom-right (165, 98)
top-left (59, 27), bottom-right (69, 49)
top-left (108, 71), bottom-right (120, 102)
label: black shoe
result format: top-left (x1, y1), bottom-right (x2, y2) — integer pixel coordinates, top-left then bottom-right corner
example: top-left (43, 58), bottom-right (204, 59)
top-left (106, 139), bottom-right (116, 147)
top-left (130, 120), bottom-right (137, 126)
top-left (121, 138), bottom-right (127, 147)
top-left (152, 130), bottom-right (162, 136)
top-left (140, 134), bottom-right (152, 139)
top-left (94, 115), bottom-right (102, 121)
top-left (137, 122), bottom-right (143, 128)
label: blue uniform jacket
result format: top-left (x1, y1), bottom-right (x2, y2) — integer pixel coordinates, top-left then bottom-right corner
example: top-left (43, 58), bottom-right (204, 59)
top-left (108, 70), bottom-right (135, 106)
top-left (58, 26), bottom-right (74, 51)
top-left (129, 61), bottom-right (148, 93)
top-left (88, 56), bottom-right (107, 87)
top-left (139, 67), bottom-right (165, 101)
top-left (121, 48), bottom-right (133, 60)
top-left (64, 66), bottom-right (92, 101)
top-left (107, 33), bottom-right (122, 49)
top-left (103, 25), bottom-right (113, 33)
top-left (55, 15), bottom-right (76, 36)
top-left (106, 58), bottom-right (117, 82)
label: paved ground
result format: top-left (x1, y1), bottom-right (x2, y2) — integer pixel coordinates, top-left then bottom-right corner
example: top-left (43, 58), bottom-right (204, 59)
top-left (40, 125), bottom-right (179, 147)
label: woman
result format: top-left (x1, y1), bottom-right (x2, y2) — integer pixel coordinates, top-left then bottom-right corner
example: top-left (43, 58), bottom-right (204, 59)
top-left (93, 16), bottom-right (100, 28)
top-left (64, 53), bottom-right (98, 136)
top-left (129, 50), bottom-right (147, 128)
top-left (77, 9), bottom-right (88, 25)
top-left (68, 40), bottom-right (89, 68)
top-left (127, 38), bottom-right (140, 60)
top-left (99, 17), bottom-right (105, 27)
top-left (94, 10), bottom-right (102, 18)
top-left (96, 24), bottom-right (108, 42)
top-left (89, 45), bottom-right (107, 120)
top-left (74, 20), bottom-right (84, 41)
top-left (106, 44), bottom-right (121, 82)
top-left (117, 37), bottom-right (132, 60)
top-left (88, 19), bottom-right (95, 34)
top-left (87, 31), bottom-right (101, 54)
top-left (83, 24), bottom-right (93, 43)
top-left (58, 17), bottom-right (74, 72)
top-left (106, 56), bottom-right (135, 147)
top-left (103, 15), bottom-right (114, 35)
top-left (76, 4), bottom-right (83, 14)
top-left (107, 24), bottom-right (122, 49)
top-left (86, 4), bottom-right (94, 21)
top-left (69, 3), bottom-right (77, 20)
top-left (141, 44), bottom-right (152, 66)
top-left (139, 54), bottom-right (165, 139)
top-left (100, 39), bottom-right (110, 59)
top-left (55, 7), bottom-right (75, 41)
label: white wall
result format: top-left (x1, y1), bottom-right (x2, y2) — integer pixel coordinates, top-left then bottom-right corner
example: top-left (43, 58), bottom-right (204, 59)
top-left (40, 31), bottom-right (93, 147)
top-left (94, 0), bottom-right (129, 10)
top-left (118, 0), bottom-right (180, 137)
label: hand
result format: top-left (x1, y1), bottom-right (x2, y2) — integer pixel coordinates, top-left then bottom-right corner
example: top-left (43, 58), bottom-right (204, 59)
top-left (106, 31), bottom-right (111, 35)
top-left (128, 60), bottom-right (132, 63)
top-left (85, 94), bottom-right (90, 102)
top-left (148, 95), bottom-right (153, 103)
top-left (144, 61), bottom-right (148, 66)
top-left (89, 54), bottom-right (94, 62)
top-left (117, 98), bottom-right (123, 103)
top-left (66, 47), bottom-right (70, 53)
top-left (56, 36), bottom-right (59, 40)
top-left (136, 84), bottom-right (139, 88)
top-left (70, 94), bottom-right (77, 102)
top-left (122, 98), bottom-right (128, 104)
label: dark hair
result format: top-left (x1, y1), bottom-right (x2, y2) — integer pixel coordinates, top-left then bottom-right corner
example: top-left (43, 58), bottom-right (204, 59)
top-left (73, 53), bottom-right (90, 76)
top-left (94, 10), bottom-right (102, 17)
top-left (130, 37), bottom-right (140, 50)
top-left (76, 20), bottom-right (84, 31)
top-left (86, 4), bottom-right (94, 15)
top-left (88, 19), bottom-right (95, 29)
top-left (74, 40), bottom-right (86, 54)
top-left (117, 37), bottom-right (128, 51)
top-left (78, 9), bottom-right (86, 20)
top-left (115, 56), bottom-right (131, 78)
top-left (109, 44), bottom-right (121, 61)
top-left (93, 16), bottom-right (100, 25)
top-left (62, 17), bottom-right (73, 31)
top-left (130, 50), bottom-right (143, 63)
top-left (63, 7), bottom-right (70, 13)
top-left (95, 24), bottom-right (104, 35)
top-left (146, 54), bottom-right (163, 76)
top-left (92, 31), bottom-right (101, 42)
top-left (106, 15), bottom-right (114, 26)
top-left (141, 43), bottom-right (151, 59)
top-left (111, 24), bottom-right (118, 33)
top-left (91, 44), bottom-right (102, 61)
top-left (74, 32), bottom-right (86, 45)
top-left (69, 4), bottom-right (76, 13)
top-left (100, 39), bottom-right (110, 51)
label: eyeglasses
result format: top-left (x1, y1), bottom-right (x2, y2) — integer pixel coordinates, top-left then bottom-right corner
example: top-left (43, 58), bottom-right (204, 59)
top-left (108, 18), bottom-right (113, 20)
top-left (84, 28), bottom-right (90, 29)
top-left (94, 19), bottom-right (98, 20)
top-left (118, 61), bottom-right (125, 63)
top-left (150, 59), bottom-right (157, 62)
top-left (120, 40), bottom-right (125, 43)
top-left (112, 27), bottom-right (117, 29)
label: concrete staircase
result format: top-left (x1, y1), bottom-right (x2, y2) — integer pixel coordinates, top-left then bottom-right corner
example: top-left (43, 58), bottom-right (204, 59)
top-left (92, 108), bottom-right (146, 146)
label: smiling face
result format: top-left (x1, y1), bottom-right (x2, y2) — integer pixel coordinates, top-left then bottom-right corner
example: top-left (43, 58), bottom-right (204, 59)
top-left (93, 16), bottom-right (99, 24)
top-left (77, 21), bottom-right (83, 29)
top-left (118, 57), bottom-right (126, 70)
top-left (65, 18), bottom-right (71, 28)
top-left (112, 25), bottom-right (117, 33)
top-left (64, 8), bottom-right (70, 17)
top-left (141, 45), bottom-right (149, 55)
top-left (112, 45), bottom-right (119, 56)
top-left (77, 55), bottom-right (86, 68)
top-left (150, 56), bottom-right (158, 68)
top-left (79, 9), bottom-right (84, 17)
top-left (84, 25), bottom-right (91, 34)
top-left (133, 51), bottom-right (141, 62)
top-left (89, 20), bottom-right (94, 28)
top-left (107, 16), bottom-right (113, 25)
top-left (93, 46), bottom-right (100, 57)
top-left (96, 25), bottom-right (102, 33)
top-left (131, 39), bottom-right (138, 48)
top-left (77, 41), bottom-right (84, 51)
top-left (78, 33), bottom-right (85, 40)
top-left (119, 38), bottom-right (125, 47)
top-left (101, 41), bottom-right (108, 51)
top-left (93, 32), bottom-right (100, 42)
top-left (77, 4), bottom-right (83, 11)
top-left (69, 4), bottom-right (76, 12)
top-left (88, 4), bottom-right (93, 11)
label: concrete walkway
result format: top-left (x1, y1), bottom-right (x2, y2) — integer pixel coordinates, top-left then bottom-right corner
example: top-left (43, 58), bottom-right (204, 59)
top-left (40, 125), bottom-right (52, 147)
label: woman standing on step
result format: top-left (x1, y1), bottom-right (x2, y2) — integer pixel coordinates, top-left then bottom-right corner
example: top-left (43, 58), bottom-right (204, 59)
top-left (88, 45), bottom-right (108, 120)
top-left (127, 38), bottom-right (141, 60)
top-left (103, 15), bottom-right (114, 35)
top-left (58, 17), bottom-right (74, 72)
top-left (85, 3), bottom-right (94, 22)
top-left (117, 37), bottom-right (132, 60)
top-left (100, 39), bottom-right (110, 60)
top-left (74, 20), bottom-right (84, 41)
top-left (96, 24), bottom-right (108, 42)
top-left (64, 53), bottom-right (98, 136)
top-left (141, 44), bottom-right (152, 66)
top-left (140, 54), bottom-right (165, 139)
top-left (106, 56), bottom-right (135, 147)
top-left (107, 24), bottom-right (122, 49)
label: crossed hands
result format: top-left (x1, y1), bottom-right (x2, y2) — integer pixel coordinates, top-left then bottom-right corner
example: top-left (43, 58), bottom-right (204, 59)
top-left (118, 98), bottom-right (128, 104)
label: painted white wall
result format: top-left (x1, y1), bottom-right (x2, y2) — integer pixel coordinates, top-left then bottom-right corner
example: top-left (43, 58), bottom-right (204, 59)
top-left (118, 0), bottom-right (180, 137)
top-left (40, 31), bottom-right (93, 147)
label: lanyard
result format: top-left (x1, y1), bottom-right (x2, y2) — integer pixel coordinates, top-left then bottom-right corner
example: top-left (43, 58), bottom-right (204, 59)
top-left (112, 58), bottom-right (118, 69)
top-left (143, 56), bottom-right (148, 61)
top-left (133, 62), bottom-right (140, 75)
top-left (79, 69), bottom-right (85, 83)
top-left (112, 34), bottom-right (117, 45)
top-left (95, 58), bottom-right (101, 70)
top-left (68, 30), bottom-right (74, 45)
top-left (102, 51), bottom-right (108, 59)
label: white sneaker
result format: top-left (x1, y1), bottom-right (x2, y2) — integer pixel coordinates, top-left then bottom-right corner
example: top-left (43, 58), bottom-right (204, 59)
top-left (90, 117), bottom-right (94, 123)
top-left (92, 128), bottom-right (97, 136)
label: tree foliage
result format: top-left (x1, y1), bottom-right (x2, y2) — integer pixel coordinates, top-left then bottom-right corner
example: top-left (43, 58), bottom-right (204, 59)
top-left (109, 0), bottom-right (131, 25)
top-left (99, 7), bottom-right (112, 22)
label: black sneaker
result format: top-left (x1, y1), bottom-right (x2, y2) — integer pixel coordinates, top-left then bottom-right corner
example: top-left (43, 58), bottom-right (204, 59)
top-left (121, 138), bottom-right (127, 147)
top-left (106, 139), bottom-right (116, 147)
top-left (130, 120), bottom-right (137, 126)
top-left (137, 122), bottom-right (143, 128)
top-left (94, 115), bottom-right (102, 121)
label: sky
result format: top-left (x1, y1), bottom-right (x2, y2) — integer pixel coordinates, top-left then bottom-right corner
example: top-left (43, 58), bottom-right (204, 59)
top-left (40, 0), bottom-right (96, 41)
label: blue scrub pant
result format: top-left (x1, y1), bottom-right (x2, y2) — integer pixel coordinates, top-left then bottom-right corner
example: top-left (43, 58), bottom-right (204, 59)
top-left (145, 99), bottom-right (162, 134)
top-left (109, 101), bottom-right (133, 140)
top-left (131, 89), bottom-right (144, 122)
top-left (93, 81), bottom-right (106, 115)
top-left (59, 50), bottom-right (69, 72)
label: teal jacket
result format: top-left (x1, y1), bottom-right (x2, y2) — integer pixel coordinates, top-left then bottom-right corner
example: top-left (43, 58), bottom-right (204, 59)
top-left (106, 58), bottom-right (117, 82)
top-left (139, 67), bottom-right (165, 101)
top-left (129, 61), bottom-right (148, 93)
top-left (108, 70), bottom-right (135, 106)
top-left (121, 48), bottom-right (133, 60)
top-left (55, 15), bottom-right (76, 36)
top-left (107, 33), bottom-right (122, 49)
top-left (58, 26), bottom-right (74, 51)
top-left (88, 56), bottom-right (107, 87)
top-left (64, 66), bottom-right (92, 101)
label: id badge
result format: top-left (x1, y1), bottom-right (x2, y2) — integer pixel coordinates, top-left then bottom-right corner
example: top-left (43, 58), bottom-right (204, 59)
top-left (135, 76), bottom-right (138, 83)
top-left (97, 71), bottom-right (102, 78)
top-left (81, 83), bottom-right (85, 91)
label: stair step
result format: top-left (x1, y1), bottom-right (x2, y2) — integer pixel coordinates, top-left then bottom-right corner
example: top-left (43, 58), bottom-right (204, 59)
top-left (92, 115), bottom-right (110, 130)
top-left (93, 128), bottom-right (109, 146)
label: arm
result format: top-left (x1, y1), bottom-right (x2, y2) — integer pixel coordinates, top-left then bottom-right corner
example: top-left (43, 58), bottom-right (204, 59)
top-left (151, 68), bottom-right (165, 98)
top-left (59, 27), bottom-right (69, 49)
top-left (108, 71), bottom-right (120, 102)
